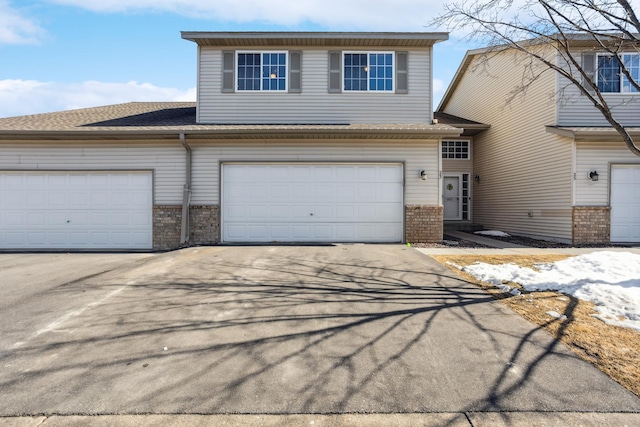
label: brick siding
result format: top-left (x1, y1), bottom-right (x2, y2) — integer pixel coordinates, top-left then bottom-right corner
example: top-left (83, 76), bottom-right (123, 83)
top-left (153, 205), bottom-right (220, 250)
top-left (405, 205), bottom-right (443, 243)
top-left (572, 206), bottom-right (610, 244)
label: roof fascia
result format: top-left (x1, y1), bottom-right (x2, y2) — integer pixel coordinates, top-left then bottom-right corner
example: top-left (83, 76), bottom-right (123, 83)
top-left (180, 31), bottom-right (449, 47)
top-left (546, 126), bottom-right (640, 142)
top-left (0, 127), bottom-right (462, 141)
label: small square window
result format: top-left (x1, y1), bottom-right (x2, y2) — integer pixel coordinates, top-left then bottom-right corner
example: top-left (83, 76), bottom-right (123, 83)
top-left (441, 141), bottom-right (470, 159)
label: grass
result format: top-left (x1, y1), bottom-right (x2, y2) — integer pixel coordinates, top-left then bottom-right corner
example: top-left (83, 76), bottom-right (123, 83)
top-left (432, 254), bottom-right (640, 398)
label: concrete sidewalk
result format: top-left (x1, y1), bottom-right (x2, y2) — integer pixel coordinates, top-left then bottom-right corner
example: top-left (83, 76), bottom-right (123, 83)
top-left (421, 230), bottom-right (640, 255)
top-left (3, 413), bottom-right (640, 426)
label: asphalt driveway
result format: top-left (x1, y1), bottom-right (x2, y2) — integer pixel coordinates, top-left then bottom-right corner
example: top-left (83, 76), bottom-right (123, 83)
top-left (1, 245), bottom-right (639, 415)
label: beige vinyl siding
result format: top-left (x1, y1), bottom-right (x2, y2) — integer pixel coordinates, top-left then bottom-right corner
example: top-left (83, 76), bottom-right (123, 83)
top-left (189, 139), bottom-right (440, 205)
top-left (0, 141), bottom-right (185, 205)
top-left (197, 48), bottom-right (432, 124)
top-left (575, 140), bottom-right (640, 206)
top-left (557, 50), bottom-right (640, 126)
top-left (442, 48), bottom-right (574, 240)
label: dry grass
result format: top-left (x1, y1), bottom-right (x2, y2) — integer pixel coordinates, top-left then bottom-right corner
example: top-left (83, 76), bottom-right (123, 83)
top-left (433, 254), bottom-right (640, 397)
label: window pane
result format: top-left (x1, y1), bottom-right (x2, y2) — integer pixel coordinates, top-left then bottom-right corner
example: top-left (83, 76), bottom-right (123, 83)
top-left (598, 55), bottom-right (620, 92)
top-left (622, 54), bottom-right (639, 93)
top-left (344, 53), bottom-right (368, 91)
top-left (237, 53), bottom-right (261, 91)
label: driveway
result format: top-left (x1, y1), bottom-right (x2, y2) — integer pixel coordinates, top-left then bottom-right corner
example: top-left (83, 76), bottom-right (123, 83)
top-left (1, 245), bottom-right (639, 415)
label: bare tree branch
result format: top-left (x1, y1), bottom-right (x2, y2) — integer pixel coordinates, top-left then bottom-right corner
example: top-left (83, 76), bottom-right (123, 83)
top-left (434, 0), bottom-right (640, 156)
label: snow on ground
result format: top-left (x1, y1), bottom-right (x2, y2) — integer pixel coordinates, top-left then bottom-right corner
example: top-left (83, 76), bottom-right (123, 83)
top-left (454, 251), bottom-right (640, 331)
top-left (474, 230), bottom-right (511, 237)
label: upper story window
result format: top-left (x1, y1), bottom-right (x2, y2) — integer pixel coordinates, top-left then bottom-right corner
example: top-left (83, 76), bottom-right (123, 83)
top-left (237, 51), bottom-right (287, 91)
top-left (597, 53), bottom-right (639, 93)
top-left (343, 52), bottom-right (394, 92)
top-left (328, 51), bottom-right (407, 94)
top-left (442, 140), bottom-right (470, 159)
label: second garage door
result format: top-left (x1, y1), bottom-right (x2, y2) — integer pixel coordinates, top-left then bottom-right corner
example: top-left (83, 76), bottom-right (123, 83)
top-left (222, 163), bottom-right (404, 243)
top-left (0, 171), bottom-right (152, 250)
top-left (611, 165), bottom-right (640, 242)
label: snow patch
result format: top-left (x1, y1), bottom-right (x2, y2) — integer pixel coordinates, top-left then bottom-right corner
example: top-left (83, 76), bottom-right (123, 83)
top-left (475, 230), bottom-right (511, 237)
top-left (461, 252), bottom-right (640, 331)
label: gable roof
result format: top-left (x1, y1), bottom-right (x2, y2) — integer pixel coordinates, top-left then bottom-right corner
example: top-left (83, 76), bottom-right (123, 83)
top-left (437, 48), bottom-right (485, 112)
top-left (181, 31), bottom-right (449, 48)
top-left (0, 102), bottom-right (461, 140)
top-left (438, 33), bottom-right (640, 111)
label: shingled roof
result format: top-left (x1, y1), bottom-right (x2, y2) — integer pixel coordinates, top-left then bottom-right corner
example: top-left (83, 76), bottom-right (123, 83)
top-left (0, 102), bottom-right (461, 140)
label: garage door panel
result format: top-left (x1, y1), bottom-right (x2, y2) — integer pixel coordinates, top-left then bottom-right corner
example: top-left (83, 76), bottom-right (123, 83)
top-left (0, 171), bottom-right (152, 249)
top-left (27, 212), bottom-right (46, 225)
top-left (336, 206), bottom-right (355, 219)
top-left (223, 164), bottom-right (403, 243)
top-left (611, 165), bottom-right (640, 242)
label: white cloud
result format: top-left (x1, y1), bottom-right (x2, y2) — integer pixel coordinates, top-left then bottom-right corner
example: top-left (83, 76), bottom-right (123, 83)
top-left (47, 0), bottom-right (444, 30)
top-left (0, 79), bottom-right (196, 118)
top-left (0, 1), bottom-right (45, 44)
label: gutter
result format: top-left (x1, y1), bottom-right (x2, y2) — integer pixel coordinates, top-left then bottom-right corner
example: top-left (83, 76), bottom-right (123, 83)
top-left (179, 132), bottom-right (192, 245)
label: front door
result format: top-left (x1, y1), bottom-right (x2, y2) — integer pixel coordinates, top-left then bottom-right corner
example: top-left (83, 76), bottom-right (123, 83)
top-left (443, 176), bottom-right (462, 220)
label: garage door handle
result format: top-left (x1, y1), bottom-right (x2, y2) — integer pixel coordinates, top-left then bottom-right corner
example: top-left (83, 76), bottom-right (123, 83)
top-left (67, 220), bottom-right (70, 223)
top-left (310, 213), bottom-right (314, 216)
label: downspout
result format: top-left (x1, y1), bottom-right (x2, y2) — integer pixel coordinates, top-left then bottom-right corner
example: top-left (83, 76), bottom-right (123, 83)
top-left (180, 132), bottom-right (192, 245)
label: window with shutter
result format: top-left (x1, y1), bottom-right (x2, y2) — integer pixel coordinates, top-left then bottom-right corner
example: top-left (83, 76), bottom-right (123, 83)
top-left (595, 53), bottom-right (639, 93)
top-left (234, 51), bottom-right (289, 92)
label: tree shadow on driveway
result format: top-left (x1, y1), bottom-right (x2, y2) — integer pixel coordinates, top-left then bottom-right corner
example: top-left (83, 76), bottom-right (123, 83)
top-left (1, 245), bottom-right (639, 415)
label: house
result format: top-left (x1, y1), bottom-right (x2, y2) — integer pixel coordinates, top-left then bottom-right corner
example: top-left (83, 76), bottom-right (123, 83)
top-left (0, 32), bottom-right (460, 251)
top-left (437, 38), bottom-right (640, 244)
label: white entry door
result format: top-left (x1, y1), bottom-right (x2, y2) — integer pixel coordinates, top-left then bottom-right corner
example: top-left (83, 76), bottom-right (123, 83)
top-left (443, 175), bottom-right (462, 220)
top-left (0, 171), bottom-right (153, 250)
top-left (611, 165), bottom-right (640, 242)
top-left (222, 163), bottom-right (404, 243)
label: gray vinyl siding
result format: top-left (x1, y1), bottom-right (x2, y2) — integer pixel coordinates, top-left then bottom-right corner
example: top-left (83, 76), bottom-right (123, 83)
top-left (197, 48), bottom-right (432, 124)
top-left (1, 139), bottom-right (440, 207)
top-left (0, 141), bottom-right (186, 205)
top-left (442, 48), bottom-right (574, 241)
top-left (574, 140), bottom-right (640, 206)
top-left (190, 139), bottom-right (440, 205)
top-left (557, 50), bottom-right (640, 126)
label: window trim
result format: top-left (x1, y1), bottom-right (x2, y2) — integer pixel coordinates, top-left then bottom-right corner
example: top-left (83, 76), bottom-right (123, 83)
top-left (441, 140), bottom-right (471, 160)
top-left (236, 50), bottom-right (289, 92)
top-left (596, 52), bottom-right (640, 94)
top-left (342, 51), bottom-right (395, 93)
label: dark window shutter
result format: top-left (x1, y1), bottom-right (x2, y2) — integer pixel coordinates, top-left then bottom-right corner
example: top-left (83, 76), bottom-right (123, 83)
top-left (582, 52), bottom-right (596, 93)
top-left (222, 50), bottom-right (235, 93)
top-left (396, 51), bottom-right (408, 94)
top-left (328, 51), bottom-right (342, 93)
top-left (289, 51), bottom-right (302, 93)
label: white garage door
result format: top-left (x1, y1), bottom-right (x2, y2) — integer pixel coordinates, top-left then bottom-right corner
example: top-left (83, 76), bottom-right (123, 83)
top-left (0, 171), bottom-right (153, 250)
top-left (222, 163), bottom-right (404, 243)
top-left (611, 165), bottom-right (640, 242)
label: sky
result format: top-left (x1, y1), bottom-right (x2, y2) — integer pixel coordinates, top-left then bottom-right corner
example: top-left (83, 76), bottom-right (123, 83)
top-left (448, 249), bottom-right (640, 332)
top-left (0, 0), bottom-right (476, 118)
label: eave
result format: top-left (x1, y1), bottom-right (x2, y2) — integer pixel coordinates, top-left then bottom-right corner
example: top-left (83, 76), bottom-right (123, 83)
top-left (0, 125), bottom-right (462, 141)
top-left (546, 126), bottom-right (640, 142)
top-left (181, 31), bottom-right (449, 48)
